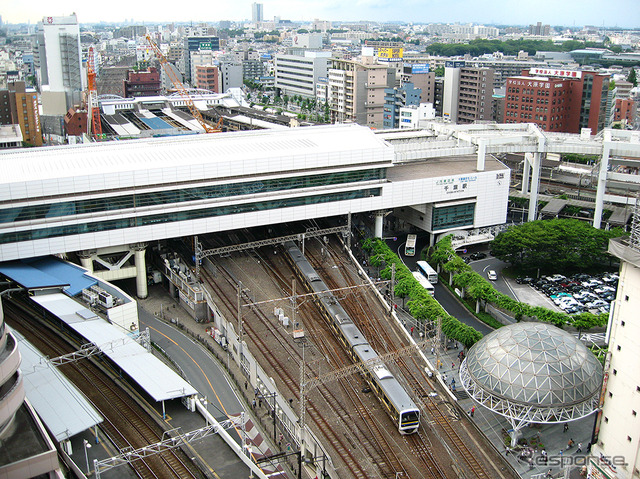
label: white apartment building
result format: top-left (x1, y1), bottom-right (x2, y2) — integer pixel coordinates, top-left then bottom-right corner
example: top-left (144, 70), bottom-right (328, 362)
top-left (274, 51), bottom-right (331, 99)
top-left (328, 56), bottom-right (396, 127)
top-left (35, 14), bottom-right (84, 115)
top-left (590, 236), bottom-right (640, 479)
top-left (398, 103), bottom-right (436, 129)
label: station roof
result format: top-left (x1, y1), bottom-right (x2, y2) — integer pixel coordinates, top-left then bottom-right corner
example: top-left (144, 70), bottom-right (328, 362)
top-left (0, 257), bottom-right (96, 296)
top-left (30, 293), bottom-right (198, 402)
top-left (14, 330), bottom-right (103, 442)
top-left (0, 124), bottom-right (392, 201)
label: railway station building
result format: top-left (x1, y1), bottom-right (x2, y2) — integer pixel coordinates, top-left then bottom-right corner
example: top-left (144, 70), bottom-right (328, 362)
top-left (0, 124), bottom-right (510, 298)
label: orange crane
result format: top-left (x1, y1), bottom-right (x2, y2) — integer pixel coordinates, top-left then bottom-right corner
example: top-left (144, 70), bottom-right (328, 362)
top-left (145, 34), bottom-right (221, 133)
top-left (87, 46), bottom-right (102, 138)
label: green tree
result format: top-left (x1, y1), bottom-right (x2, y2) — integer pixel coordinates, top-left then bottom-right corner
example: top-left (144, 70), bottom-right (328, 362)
top-left (628, 68), bottom-right (638, 87)
top-left (434, 66), bottom-right (444, 77)
top-left (609, 79), bottom-right (616, 90)
top-left (490, 219), bottom-right (625, 274)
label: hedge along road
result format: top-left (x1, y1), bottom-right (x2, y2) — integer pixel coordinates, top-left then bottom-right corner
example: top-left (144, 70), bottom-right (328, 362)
top-left (393, 235), bottom-right (494, 337)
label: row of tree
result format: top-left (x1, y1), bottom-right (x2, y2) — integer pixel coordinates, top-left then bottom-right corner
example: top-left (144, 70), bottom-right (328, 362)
top-left (424, 39), bottom-right (616, 57)
top-left (363, 237), bottom-right (483, 348)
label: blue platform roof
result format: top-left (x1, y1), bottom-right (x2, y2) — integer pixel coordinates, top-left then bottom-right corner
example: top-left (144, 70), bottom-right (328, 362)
top-left (140, 116), bottom-right (173, 130)
top-left (0, 257), bottom-right (96, 297)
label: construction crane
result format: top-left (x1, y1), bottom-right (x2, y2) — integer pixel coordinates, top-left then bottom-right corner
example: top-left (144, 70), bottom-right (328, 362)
top-left (86, 46), bottom-right (103, 139)
top-left (145, 34), bottom-right (221, 133)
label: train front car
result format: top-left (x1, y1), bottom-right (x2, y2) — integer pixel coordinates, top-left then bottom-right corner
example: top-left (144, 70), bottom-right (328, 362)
top-left (352, 344), bottom-right (420, 434)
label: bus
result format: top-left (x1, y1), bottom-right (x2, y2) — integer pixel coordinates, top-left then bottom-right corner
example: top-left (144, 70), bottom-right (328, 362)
top-left (412, 271), bottom-right (435, 296)
top-left (416, 260), bottom-right (438, 284)
top-left (405, 234), bottom-right (417, 257)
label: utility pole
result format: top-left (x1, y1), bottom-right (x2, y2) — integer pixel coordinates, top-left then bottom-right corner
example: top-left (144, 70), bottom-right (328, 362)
top-left (291, 277), bottom-right (297, 329)
top-left (299, 341), bottom-right (306, 459)
top-left (390, 263), bottom-right (396, 316)
top-left (237, 281), bottom-right (243, 369)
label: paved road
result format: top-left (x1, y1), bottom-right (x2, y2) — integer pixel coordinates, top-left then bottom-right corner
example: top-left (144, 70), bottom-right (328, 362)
top-left (391, 235), bottom-right (495, 336)
top-left (138, 307), bottom-right (244, 422)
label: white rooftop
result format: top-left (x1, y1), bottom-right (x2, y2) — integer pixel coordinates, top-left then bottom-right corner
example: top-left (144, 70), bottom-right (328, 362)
top-left (14, 330), bottom-right (103, 442)
top-left (0, 124), bottom-right (393, 201)
top-left (30, 293), bottom-right (198, 402)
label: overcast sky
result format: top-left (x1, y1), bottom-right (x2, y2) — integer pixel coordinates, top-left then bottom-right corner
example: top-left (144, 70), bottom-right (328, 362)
top-left (4, 0), bottom-right (640, 28)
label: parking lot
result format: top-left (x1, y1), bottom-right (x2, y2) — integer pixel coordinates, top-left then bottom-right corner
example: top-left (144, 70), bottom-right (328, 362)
top-left (516, 272), bottom-right (618, 315)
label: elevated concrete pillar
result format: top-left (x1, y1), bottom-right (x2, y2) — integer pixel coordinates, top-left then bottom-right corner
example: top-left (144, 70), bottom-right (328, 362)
top-left (78, 251), bottom-right (95, 272)
top-left (527, 153), bottom-right (541, 222)
top-left (593, 132), bottom-right (612, 229)
top-left (476, 139), bottom-right (486, 171)
top-left (374, 211), bottom-right (384, 238)
top-left (133, 244), bottom-right (148, 299)
top-left (521, 155), bottom-right (531, 194)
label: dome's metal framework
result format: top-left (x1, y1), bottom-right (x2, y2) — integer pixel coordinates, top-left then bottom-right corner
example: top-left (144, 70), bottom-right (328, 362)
top-left (460, 322), bottom-right (603, 446)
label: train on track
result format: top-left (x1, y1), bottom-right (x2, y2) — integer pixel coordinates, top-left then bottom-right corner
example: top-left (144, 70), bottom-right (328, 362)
top-left (284, 241), bottom-right (420, 434)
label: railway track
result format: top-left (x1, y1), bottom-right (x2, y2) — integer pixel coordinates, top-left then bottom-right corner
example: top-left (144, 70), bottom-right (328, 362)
top-left (308, 235), bottom-right (504, 479)
top-left (5, 298), bottom-right (201, 479)
top-left (195, 228), bottom-right (516, 479)
top-left (200, 258), bottom-right (372, 478)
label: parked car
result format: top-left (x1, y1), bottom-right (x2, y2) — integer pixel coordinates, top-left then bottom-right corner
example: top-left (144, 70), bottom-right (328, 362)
top-left (487, 270), bottom-right (498, 281)
top-left (470, 252), bottom-right (487, 260)
top-left (516, 277), bottom-right (534, 284)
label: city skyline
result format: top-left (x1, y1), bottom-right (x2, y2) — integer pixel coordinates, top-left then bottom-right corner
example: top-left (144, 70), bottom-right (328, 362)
top-left (3, 0), bottom-right (640, 28)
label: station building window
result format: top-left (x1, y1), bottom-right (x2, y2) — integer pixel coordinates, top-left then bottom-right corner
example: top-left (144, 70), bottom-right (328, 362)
top-left (431, 203), bottom-right (475, 231)
top-left (0, 188), bottom-right (382, 245)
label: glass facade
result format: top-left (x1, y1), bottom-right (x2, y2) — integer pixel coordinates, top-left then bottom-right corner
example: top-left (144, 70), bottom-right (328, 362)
top-left (0, 169), bottom-right (385, 225)
top-left (431, 203), bottom-right (475, 231)
top-left (0, 188), bottom-right (382, 245)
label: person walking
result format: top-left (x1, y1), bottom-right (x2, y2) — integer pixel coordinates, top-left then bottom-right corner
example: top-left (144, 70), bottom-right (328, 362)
top-left (470, 406), bottom-right (475, 417)
top-left (563, 422), bottom-right (569, 433)
top-left (576, 442), bottom-right (583, 453)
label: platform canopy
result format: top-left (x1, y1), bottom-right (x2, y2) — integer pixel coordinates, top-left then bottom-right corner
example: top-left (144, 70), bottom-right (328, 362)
top-left (14, 330), bottom-right (103, 442)
top-left (31, 293), bottom-right (197, 402)
top-left (0, 257), bottom-right (96, 296)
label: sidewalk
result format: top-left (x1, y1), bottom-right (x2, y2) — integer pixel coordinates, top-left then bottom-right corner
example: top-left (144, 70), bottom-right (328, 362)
top-left (137, 284), bottom-right (292, 478)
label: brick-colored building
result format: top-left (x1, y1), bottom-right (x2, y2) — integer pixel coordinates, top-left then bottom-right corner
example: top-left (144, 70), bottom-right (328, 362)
top-left (504, 68), bottom-right (610, 134)
top-left (195, 65), bottom-right (219, 92)
top-left (614, 98), bottom-right (637, 126)
top-left (123, 67), bottom-right (162, 98)
top-left (64, 108), bottom-right (88, 136)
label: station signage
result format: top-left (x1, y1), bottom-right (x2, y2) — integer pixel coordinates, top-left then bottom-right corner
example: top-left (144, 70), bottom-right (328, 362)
top-left (529, 68), bottom-right (581, 79)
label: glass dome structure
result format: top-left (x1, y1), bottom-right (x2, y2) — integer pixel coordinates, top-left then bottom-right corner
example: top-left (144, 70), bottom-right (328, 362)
top-left (459, 322), bottom-right (603, 443)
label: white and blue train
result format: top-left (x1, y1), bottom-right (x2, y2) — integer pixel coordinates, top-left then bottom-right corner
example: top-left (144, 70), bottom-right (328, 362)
top-left (285, 241), bottom-right (420, 434)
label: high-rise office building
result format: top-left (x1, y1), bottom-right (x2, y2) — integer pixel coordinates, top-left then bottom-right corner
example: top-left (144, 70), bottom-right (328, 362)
top-left (504, 68), bottom-right (610, 133)
top-left (35, 14), bottom-right (84, 115)
top-left (442, 61), bottom-right (495, 124)
top-left (252, 3), bottom-right (264, 23)
top-left (181, 36), bottom-right (220, 88)
top-left (275, 50), bottom-right (331, 99)
top-left (328, 56), bottom-right (396, 127)
top-left (0, 81), bottom-right (43, 146)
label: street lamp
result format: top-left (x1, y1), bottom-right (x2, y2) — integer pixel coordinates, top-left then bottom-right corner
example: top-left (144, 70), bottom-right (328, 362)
top-left (83, 439), bottom-right (92, 475)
